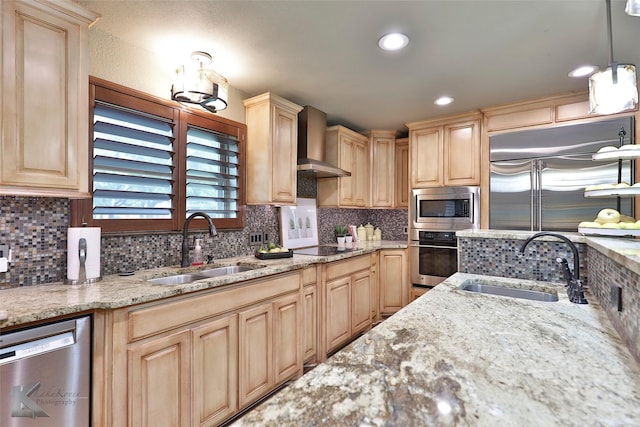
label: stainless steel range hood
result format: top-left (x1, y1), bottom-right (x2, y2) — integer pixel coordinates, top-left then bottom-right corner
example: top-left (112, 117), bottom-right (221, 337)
top-left (297, 106), bottom-right (351, 178)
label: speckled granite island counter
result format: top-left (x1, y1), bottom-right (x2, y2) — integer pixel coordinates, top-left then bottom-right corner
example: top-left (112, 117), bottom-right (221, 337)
top-left (233, 273), bottom-right (640, 426)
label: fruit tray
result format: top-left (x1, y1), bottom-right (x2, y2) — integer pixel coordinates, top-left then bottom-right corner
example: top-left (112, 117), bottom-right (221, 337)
top-left (254, 250), bottom-right (294, 260)
top-left (578, 227), bottom-right (640, 237)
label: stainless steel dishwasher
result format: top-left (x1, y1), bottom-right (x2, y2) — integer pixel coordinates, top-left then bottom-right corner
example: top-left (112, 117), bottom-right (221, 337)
top-left (0, 315), bottom-right (91, 426)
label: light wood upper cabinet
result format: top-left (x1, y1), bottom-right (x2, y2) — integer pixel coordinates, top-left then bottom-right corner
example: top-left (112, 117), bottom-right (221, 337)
top-left (244, 92), bottom-right (303, 205)
top-left (1, 0), bottom-right (99, 197)
top-left (318, 125), bottom-right (369, 207)
top-left (394, 137), bottom-right (409, 207)
top-left (379, 249), bottom-right (409, 316)
top-left (407, 112), bottom-right (482, 188)
top-left (367, 130), bottom-right (397, 208)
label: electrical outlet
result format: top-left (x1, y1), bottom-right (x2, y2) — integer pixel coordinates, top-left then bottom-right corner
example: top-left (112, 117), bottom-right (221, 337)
top-left (610, 283), bottom-right (623, 312)
top-left (249, 233), bottom-right (263, 246)
top-left (0, 244), bottom-right (8, 258)
top-left (402, 226), bottom-right (408, 235)
top-left (263, 233), bottom-right (269, 243)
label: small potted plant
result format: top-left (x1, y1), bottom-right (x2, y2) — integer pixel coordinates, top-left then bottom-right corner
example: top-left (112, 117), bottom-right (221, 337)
top-left (335, 225), bottom-right (348, 246)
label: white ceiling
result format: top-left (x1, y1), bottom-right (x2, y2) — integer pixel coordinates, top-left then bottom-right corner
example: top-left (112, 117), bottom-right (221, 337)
top-left (78, 0), bottom-right (640, 133)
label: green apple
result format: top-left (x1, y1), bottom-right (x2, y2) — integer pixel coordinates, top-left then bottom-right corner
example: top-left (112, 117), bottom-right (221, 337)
top-left (601, 222), bottom-right (621, 229)
top-left (623, 222), bottom-right (640, 230)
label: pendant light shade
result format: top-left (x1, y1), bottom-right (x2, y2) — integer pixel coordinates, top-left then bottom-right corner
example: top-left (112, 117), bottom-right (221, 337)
top-left (171, 51), bottom-right (229, 113)
top-left (589, 0), bottom-right (638, 114)
top-left (589, 64), bottom-right (638, 114)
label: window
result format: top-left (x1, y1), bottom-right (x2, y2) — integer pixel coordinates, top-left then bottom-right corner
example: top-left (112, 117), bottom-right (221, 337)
top-left (72, 77), bottom-right (246, 233)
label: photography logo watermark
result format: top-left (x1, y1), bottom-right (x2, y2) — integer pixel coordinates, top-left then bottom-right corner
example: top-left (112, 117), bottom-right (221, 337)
top-left (11, 382), bottom-right (49, 419)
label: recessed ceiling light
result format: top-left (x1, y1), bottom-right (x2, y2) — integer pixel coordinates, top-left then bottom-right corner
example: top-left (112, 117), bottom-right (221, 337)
top-left (568, 65), bottom-right (599, 78)
top-left (434, 96), bottom-right (454, 106)
top-left (378, 33), bottom-right (409, 51)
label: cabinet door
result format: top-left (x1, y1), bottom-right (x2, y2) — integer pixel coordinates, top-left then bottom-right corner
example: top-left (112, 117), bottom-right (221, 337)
top-left (192, 315), bottom-right (238, 427)
top-left (411, 126), bottom-right (443, 187)
top-left (371, 135), bottom-right (395, 208)
top-left (443, 119), bottom-right (481, 186)
top-left (353, 139), bottom-right (370, 207)
top-left (239, 303), bottom-right (273, 407)
top-left (302, 284), bottom-right (317, 363)
top-left (351, 270), bottom-right (372, 334)
top-left (1, 0), bottom-right (94, 195)
top-left (326, 276), bottom-right (351, 352)
top-left (271, 104), bottom-right (298, 204)
top-left (273, 293), bottom-right (301, 383)
top-left (338, 135), bottom-right (356, 205)
top-left (379, 250), bottom-right (409, 315)
top-left (395, 139), bottom-right (409, 208)
top-left (129, 330), bottom-right (191, 427)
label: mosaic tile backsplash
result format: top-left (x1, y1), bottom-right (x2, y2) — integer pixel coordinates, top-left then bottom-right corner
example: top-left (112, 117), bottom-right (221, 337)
top-left (458, 236), bottom-right (589, 286)
top-left (0, 187), bottom-right (408, 286)
top-left (587, 248), bottom-right (640, 363)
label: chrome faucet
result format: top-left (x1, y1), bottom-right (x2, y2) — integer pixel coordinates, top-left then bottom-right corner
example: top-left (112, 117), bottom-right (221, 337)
top-left (519, 232), bottom-right (588, 304)
top-left (181, 212), bottom-right (217, 267)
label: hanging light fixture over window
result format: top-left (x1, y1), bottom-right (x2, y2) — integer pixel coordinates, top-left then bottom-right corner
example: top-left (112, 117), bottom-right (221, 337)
top-left (589, 0), bottom-right (638, 115)
top-left (171, 51), bottom-right (228, 113)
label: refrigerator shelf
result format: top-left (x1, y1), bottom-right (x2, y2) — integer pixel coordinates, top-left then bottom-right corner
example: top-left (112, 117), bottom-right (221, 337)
top-left (592, 150), bottom-right (640, 161)
top-left (578, 227), bottom-right (640, 237)
top-left (584, 187), bottom-right (640, 198)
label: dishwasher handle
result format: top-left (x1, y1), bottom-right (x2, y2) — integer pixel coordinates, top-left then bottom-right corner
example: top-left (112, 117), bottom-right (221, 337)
top-left (0, 331), bottom-right (75, 365)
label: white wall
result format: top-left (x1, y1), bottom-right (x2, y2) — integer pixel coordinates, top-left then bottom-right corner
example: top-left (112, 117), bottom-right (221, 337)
top-left (87, 28), bottom-right (248, 124)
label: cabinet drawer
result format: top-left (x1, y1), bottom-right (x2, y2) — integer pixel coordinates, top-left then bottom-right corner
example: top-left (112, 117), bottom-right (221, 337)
top-left (325, 255), bottom-right (371, 281)
top-left (128, 272), bottom-right (300, 341)
top-left (301, 266), bottom-right (317, 285)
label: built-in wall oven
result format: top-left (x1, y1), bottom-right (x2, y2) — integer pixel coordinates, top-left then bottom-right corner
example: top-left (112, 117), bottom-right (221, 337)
top-left (410, 187), bottom-right (480, 287)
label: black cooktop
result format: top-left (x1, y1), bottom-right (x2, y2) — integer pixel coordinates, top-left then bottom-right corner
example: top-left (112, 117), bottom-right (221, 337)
top-left (293, 245), bottom-right (357, 256)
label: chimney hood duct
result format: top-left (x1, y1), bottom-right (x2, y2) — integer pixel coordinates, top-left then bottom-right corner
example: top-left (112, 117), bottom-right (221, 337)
top-left (297, 106), bottom-right (351, 178)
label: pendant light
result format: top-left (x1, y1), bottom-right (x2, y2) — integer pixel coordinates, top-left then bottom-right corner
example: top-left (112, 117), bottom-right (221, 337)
top-left (589, 0), bottom-right (638, 115)
top-left (171, 51), bottom-right (229, 113)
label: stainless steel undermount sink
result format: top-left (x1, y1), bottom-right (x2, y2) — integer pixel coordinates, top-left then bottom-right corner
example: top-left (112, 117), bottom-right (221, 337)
top-left (198, 265), bottom-right (257, 277)
top-left (460, 280), bottom-right (559, 302)
top-left (147, 265), bottom-right (261, 285)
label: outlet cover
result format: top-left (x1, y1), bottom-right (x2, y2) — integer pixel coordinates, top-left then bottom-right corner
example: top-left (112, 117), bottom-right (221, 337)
top-left (249, 233), bottom-right (263, 246)
top-left (0, 244), bottom-right (8, 258)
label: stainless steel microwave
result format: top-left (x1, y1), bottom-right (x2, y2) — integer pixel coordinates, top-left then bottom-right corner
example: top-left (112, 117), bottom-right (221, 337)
top-left (410, 187), bottom-right (480, 233)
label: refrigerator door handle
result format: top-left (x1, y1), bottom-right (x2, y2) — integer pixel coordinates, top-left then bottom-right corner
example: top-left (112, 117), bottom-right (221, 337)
top-left (537, 160), bottom-right (544, 231)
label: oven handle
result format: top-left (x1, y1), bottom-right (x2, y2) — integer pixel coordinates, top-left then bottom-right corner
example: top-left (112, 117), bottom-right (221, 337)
top-left (410, 243), bottom-right (458, 249)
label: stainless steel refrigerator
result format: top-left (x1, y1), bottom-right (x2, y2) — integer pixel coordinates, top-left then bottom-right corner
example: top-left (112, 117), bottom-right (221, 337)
top-left (489, 117), bottom-right (634, 231)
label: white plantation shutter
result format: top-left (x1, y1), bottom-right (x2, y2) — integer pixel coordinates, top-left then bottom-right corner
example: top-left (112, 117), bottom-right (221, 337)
top-left (186, 126), bottom-right (240, 218)
top-left (92, 102), bottom-right (175, 219)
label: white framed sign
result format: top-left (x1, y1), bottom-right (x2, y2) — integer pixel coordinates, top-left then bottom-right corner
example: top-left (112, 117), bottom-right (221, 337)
top-left (280, 198), bottom-right (319, 249)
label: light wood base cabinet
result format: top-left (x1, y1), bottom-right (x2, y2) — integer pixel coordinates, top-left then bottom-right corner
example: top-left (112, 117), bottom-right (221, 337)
top-left (323, 254), bottom-right (373, 354)
top-left (1, 0), bottom-right (98, 197)
top-left (110, 271), bottom-right (302, 427)
top-left (128, 330), bottom-right (191, 427)
top-left (301, 267), bottom-right (318, 364)
top-left (379, 249), bottom-right (409, 316)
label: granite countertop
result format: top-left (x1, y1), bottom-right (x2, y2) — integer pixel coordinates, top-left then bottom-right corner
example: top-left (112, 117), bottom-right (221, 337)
top-left (234, 273), bottom-right (640, 426)
top-left (0, 241), bottom-right (406, 329)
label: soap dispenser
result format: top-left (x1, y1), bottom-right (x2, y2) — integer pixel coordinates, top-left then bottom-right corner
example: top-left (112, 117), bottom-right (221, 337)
top-left (192, 239), bottom-right (204, 266)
